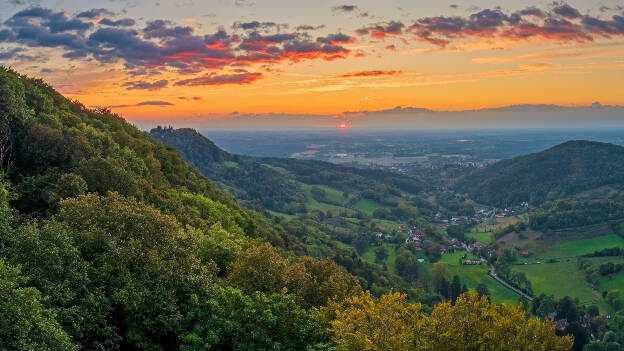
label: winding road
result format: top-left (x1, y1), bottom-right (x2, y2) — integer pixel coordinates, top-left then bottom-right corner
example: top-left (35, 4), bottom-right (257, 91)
top-left (489, 264), bottom-right (533, 301)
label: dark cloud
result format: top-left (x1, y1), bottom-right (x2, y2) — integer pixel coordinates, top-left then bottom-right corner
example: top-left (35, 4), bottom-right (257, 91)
top-left (178, 96), bottom-right (203, 100)
top-left (332, 5), bottom-right (359, 13)
top-left (122, 79), bottom-right (168, 90)
top-left (296, 24), bottom-right (325, 31)
top-left (402, 3), bottom-right (624, 47)
top-left (76, 8), bottom-right (115, 19)
top-left (356, 21), bottom-right (405, 38)
top-left (99, 18), bottom-right (136, 27)
top-left (175, 70), bottom-right (262, 86)
top-left (233, 21), bottom-right (280, 31)
top-left (0, 5), bottom-right (352, 80)
top-left (316, 33), bottom-right (354, 44)
top-left (552, 3), bottom-right (582, 19)
top-left (143, 20), bottom-right (193, 38)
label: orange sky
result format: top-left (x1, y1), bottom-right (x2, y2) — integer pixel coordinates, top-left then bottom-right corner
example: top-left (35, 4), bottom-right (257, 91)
top-left (1, 1), bottom-right (623, 123)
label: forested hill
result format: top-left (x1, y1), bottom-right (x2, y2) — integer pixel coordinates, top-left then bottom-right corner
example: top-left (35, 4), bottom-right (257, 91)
top-left (454, 140), bottom-right (624, 207)
top-left (150, 126), bottom-right (307, 213)
top-left (150, 126), bottom-right (427, 213)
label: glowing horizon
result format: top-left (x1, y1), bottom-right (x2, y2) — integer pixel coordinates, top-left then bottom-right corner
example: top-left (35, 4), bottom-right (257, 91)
top-left (1, 0), bottom-right (623, 127)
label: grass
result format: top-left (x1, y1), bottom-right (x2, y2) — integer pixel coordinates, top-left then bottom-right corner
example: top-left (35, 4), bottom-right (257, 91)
top-left (600, 272), bottom-right (624, 292)
top-left (546, 235), bottom-right (624, 259)
top-left (434, 251), bottom-right (521, 305)
top-left (300, 184), bottom-right (350, 213)
top-left (466, 232), bottom-right (493, 244)
top-left (222, 161), bottom-right (238, 168)
top-left (513, 260), bottom-right (598, 305)
top-left (354, 199), bottom-right (382, 216)
top-left (317, 185), bottom-right (346, 205)
top-left (583, 256), bottom-right (624, 293)
top-left (362, 243), bottom-right (398, 274)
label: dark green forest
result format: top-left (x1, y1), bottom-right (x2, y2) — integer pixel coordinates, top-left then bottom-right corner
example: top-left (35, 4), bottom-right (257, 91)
top-left (454, 140), bottom-right (624, 207)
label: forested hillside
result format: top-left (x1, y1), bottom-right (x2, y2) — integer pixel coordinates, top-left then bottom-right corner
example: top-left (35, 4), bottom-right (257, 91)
top-left (150, 126), bottom-right (307, 213)
top-left (454, 141), bottom-right (624, 207)
top-left (150, 126), bottom-right (427, 214)
top-left (0, 67), bottom-right (573, 350)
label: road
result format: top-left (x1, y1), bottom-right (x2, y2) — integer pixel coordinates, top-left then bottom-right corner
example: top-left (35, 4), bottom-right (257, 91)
top-left (489, 264), bottom-right (533, 301)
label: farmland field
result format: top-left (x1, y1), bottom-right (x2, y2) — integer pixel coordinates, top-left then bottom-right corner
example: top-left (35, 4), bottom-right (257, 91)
top-left (466, 231), bottom-right (493, 244)
top-left (362, 243), bottom-right (399, 274)
top-left (354, 199), bottom-right (382, 216)
top-left (513, 260), bottom-right (597, 304)
top-left (546, 235), bottom-right (624, 258)
top-left (437, 251), bottom-right (521, 305)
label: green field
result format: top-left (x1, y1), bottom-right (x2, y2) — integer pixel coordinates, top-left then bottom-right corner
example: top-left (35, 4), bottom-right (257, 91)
top-left (354, 199), bottom-right (382, 216)
top-left (301, 184), bottom-right (350, 213)
top-left (466, 232), bottom-right (493, 244)
top-left (513, 260), bottom-right (598, 304)
top-left (436, 251), bottom-right (521, 305)
top-left (317, 185), bottom-right (346, 205)
top-left (600, 272), bottom-right (624, 292)
top-left (583, 256), bottom-right (624, 293)
top-left (362, 243), bottom-right (398, 274)
top-left (546, 235), bottom-right (624, 258)
top-left (508, 235), bottom-right (624, 312)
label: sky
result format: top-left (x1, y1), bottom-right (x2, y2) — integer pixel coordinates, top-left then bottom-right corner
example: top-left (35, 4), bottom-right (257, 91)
top-left (0, 0), bottom-right (623, 129)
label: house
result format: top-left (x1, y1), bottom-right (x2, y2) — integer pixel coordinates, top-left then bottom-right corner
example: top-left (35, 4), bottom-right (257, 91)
top-left (417, 258), bottom-right (425, 263)
top-left (580, 315), bottom-right (591, 328)
top-left (554, 319), bottom-right (569, 331)
top-left (467, 242), bottom-right (486, 252)
top-left (521, 251), bottom-right (530, 258)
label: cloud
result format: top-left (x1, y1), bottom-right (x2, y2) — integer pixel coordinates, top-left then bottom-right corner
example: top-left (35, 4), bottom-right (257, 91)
top-left (99, 18), bottom-right (136, 27)
top-left (122, 79), bottom-right (169, 90)
top-left (402, 4), bottom-right (624, 47)
top-left (552, 3), bottom-right (581, 19)
top-left (339, 70), bottom-right (402, 78)
top-left (0, 47), bottom-right (25, 60)
top-left (0, 8), bottom-right (353, 81)
top-left (233, 21), bottom-right (281, 31)
top-left (175, 70), bottom-right (262, 86)
top-left (332, 5), bottom-right (359, 13)
top-left (296, 24), bottom-right (325, 31)
top-left (356, 21), bottom-right (405, 39)
top-left (76, 8), bottom-right (115, 19)
top-left (105, 101), bottom-right (174, 109)
top-left (316, 33), bottom-right (355, 44)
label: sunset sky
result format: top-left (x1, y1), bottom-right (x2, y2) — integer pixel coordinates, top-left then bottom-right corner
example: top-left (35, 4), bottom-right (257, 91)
top-left (1, 0), bottom-right (623, 126)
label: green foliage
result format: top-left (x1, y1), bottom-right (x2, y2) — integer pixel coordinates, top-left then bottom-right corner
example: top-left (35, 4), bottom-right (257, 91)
top-left (182, 287), bottom-right (327, 350)
top-left (530, 200), bottom-right (624, 231)
top-left (455, 140), bottom-right (624, 207)
top-left (56, 193), bottom-right (217, 349)
top-left (0, 259), bottom-right (77, 351)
